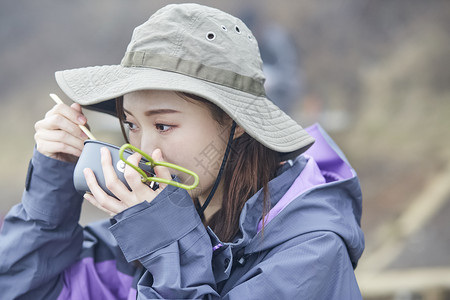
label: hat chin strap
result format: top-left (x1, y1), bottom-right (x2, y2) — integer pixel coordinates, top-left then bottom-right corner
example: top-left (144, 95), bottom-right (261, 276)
top-left (197, 121), bottom-right (237, 220)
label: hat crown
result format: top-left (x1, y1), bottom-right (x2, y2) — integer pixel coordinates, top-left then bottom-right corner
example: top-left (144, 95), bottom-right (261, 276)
top-left (122, 4), bottom-right (266, 88)
top-left (55, 3), bottom-right (315, 158)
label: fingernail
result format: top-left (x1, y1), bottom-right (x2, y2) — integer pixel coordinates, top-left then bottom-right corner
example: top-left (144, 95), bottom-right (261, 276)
top-left (154, 148), bottom-right (162, 159)
top-left (78, 115), bottom-right (86, 124)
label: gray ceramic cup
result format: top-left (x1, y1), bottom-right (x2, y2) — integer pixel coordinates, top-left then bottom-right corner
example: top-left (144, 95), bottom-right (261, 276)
top-left (73, 140), bottom-right (154, 197)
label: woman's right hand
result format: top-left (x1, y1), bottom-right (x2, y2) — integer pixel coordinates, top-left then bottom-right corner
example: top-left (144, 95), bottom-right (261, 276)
top-left (34, 102), bottom-right (89, 163)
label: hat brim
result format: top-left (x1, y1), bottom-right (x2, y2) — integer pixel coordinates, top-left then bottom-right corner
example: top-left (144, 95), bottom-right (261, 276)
top-left (55, 65), bottom-right (314, 159)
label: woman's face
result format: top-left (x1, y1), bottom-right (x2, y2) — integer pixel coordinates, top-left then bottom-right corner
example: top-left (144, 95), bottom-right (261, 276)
top-left (123, 90), bottom-right (230, 200)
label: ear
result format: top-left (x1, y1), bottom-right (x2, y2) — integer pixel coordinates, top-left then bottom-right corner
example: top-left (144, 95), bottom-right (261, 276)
top-left (233, 124), bottom-right (245, 139)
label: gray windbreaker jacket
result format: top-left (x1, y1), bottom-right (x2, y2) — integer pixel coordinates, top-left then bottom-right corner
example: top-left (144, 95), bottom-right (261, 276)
top-left (0, 124), bottom-right (364, 299)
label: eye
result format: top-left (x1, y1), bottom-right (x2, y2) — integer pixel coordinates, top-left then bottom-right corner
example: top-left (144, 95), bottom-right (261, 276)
top-left (156, 124), bottom-right (172, 132)
top-left (124, 121), bottom-right (138, 131)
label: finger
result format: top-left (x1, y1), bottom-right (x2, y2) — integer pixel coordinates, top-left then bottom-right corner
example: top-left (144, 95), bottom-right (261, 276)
top-left (34, 124), bottom-right (86, 159)
top-left (34, 102), bottom-right (89, 162)
top-left (99, 147), bottom-right (131, 201)
top-left (35, 128), bottom-right (85, 150)
top-left (83, 167), bottom-right (125, 214)
top-left (152, 149), bottom-right (172, 189)
top-left (35, 114), bottom-right (89, 140)
top-left (35, 139), bottom-right (84, 158)
top-left (70, 102), bottom-right (83, 114)
top-left (124, 152), bottom-right (149, 193)
top-left (46, 102), bottom-right (87, 126)
top-left (84, 192), bottom-right (115, 217)
top-left (70, 103), bottom-right (92, 131)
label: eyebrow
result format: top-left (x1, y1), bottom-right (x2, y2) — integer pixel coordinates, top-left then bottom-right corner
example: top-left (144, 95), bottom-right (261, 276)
top-left (124, 108), bottom-right (181, 117)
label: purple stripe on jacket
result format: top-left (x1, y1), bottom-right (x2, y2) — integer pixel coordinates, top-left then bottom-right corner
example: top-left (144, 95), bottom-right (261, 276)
top-left (57, 257), bottom-right (136, 300)
top-left (257, 124), bottom-right (355, 232)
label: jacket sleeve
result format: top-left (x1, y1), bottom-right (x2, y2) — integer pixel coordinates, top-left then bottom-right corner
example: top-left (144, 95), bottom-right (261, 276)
top-left (0, 149), bottom-right (84, 300)
top-left (109, 184), bottom-right (221, 299)
top-left (223, 231), bottom-right (362, 300)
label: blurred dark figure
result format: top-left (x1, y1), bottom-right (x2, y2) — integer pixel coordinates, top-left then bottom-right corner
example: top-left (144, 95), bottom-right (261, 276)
top-left (240, 9), bottom-right (303, 114)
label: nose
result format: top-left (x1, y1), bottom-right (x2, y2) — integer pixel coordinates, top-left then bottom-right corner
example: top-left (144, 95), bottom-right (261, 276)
top-left (138, 133), bottom-right (155, 156)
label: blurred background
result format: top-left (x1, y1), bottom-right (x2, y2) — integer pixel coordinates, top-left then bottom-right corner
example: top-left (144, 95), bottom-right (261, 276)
top-left (1, 0), bottom-right (449, 299)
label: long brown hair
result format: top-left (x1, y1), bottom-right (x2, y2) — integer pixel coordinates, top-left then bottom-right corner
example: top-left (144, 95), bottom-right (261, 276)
top-left (116, 93), bottom-right (281, 242)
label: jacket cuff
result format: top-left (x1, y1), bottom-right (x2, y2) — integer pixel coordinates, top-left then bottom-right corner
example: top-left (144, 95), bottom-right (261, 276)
top-left (22, 148), bottom-right (83, 225)
top-left (109, 185), bottom-right (201, 262)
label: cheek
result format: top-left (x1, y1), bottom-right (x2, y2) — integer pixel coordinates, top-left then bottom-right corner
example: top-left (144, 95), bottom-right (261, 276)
top-left (174, 137), bottom-right (227, 190)
top-left (157, 143), bottom-right (225, 175)
top-left (128, 133), bottom-right (141, 149)
top-left (151, 123), bottom-right (229, 192)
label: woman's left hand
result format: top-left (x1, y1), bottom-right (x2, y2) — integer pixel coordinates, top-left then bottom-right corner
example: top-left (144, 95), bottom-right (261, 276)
top-left (83, 147), bottom-right (171, 216)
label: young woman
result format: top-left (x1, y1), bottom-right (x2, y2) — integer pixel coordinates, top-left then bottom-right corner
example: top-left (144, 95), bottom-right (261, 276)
top-left (0, 3), bottom-right (364, 299)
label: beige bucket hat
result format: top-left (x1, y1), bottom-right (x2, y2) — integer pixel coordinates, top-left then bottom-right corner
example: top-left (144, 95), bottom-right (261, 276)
top-left (55, 3), bottom-right (314, 160)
